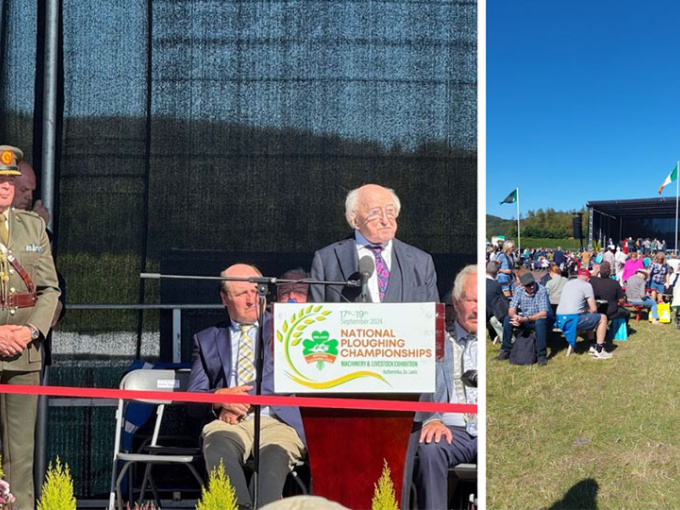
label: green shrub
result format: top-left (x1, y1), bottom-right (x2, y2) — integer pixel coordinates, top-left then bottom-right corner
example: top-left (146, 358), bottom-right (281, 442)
top-left (37, 457), bottom-right (76, 510)
top-left (196, 460), bottom-right (238, 510)
top-left (371, 459), bottom-right (398, 510)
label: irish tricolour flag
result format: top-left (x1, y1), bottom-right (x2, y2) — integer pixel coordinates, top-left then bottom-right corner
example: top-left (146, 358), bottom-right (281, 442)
top-left (658, 162), bottom-right (679, 194)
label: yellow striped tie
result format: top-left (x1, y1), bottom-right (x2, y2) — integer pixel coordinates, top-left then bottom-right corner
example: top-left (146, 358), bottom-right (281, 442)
top-left (237, 324), bottom-right (255, 385)
top-left (0, 212), bottom-right (8, 245)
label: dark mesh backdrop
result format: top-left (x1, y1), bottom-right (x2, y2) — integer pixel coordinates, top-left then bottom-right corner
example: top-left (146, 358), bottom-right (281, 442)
top-left (3, 0), bottom-right (477, 299)
top-left (0, 0), bottom-right (477, 499)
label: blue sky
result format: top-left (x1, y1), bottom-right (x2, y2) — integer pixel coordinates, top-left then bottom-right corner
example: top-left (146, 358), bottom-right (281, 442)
top-left (487, 0), bottom-right (680, 220)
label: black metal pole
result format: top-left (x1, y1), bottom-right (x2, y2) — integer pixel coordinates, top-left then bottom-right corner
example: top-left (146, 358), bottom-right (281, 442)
top-left (251, 282), bottom-right (268, 509)
top-left (138, 271), bottom-right (358, 508)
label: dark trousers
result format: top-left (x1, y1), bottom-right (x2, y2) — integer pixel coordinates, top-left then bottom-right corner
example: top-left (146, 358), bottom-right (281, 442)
top-left (502, 315), bottom-right (549, 358)
top-left (608, 307), bottom-right (631, 321)
top-left (413, 426), bottom-right (477, 510)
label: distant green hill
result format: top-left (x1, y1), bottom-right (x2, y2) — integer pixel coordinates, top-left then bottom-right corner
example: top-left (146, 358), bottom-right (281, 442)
top-left (487, 214), bottom-right (514, 240)
top-left (487, 208), bottom-right (586, 240)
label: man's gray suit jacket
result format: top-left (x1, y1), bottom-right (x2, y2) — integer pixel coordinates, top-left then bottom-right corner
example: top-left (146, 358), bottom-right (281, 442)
top-left (309, 236), bottom-right (440, 303)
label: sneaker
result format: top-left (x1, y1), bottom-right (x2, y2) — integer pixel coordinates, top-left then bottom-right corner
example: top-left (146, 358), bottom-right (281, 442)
top-left (493, 336), bottom-right (499, 345)
top-left (592, 348), bottom-right (613, 359)
top-left (493, 350), bottom-right (510, 361)
top-left (588, 344), bottom-right (597, 356)
top-left (537, 355), bottom-right (548, 367)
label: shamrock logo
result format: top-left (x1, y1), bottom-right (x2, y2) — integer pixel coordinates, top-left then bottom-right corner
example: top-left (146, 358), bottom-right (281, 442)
top-left (302, 331), bottom-right (339, 370)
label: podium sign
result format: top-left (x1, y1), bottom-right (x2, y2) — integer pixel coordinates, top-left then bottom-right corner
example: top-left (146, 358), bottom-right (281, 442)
top-left (273, 302), bottom-right (436, 393)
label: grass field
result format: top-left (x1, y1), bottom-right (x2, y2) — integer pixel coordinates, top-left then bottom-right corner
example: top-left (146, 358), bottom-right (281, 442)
top-left (487, 312), bottom-right (680, 509)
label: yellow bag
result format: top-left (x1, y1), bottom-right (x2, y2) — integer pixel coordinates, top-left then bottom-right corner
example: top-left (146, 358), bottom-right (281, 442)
top-left (650, 302), bottom-right (672, 323)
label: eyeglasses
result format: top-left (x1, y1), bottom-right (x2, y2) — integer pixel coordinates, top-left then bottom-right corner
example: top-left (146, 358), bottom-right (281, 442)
top-left (365, 206), bottom-right (398, 222)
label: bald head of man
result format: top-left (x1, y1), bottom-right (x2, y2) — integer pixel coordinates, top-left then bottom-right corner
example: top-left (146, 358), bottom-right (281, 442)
top-left (12, 160), bottom-right (36, 211)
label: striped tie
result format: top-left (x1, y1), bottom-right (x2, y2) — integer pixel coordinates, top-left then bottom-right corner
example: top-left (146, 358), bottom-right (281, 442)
top-left (0, 212), bottom-right (8, 245)
top-left (237, 324), bottom-right (255, 386)
top-left (369, 245), bottom-right (389, 301)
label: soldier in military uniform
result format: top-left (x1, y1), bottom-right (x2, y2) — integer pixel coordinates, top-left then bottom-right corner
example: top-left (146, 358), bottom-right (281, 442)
top-left (0, 145), bottom-right (60, 509)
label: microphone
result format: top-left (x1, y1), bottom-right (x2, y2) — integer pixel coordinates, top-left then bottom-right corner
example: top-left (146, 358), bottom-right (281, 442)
top-left (461, 369), bottom-right (477, 388)
top-left (358, 255), bottom-right (375, 303)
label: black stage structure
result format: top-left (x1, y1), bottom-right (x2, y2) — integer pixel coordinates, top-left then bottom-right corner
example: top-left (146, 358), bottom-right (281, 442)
top-left (587, 196), bottom-right (680, 251)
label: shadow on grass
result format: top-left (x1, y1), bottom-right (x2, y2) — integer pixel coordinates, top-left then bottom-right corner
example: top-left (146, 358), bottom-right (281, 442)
top-left (545, 478), bottom-right (599, 509)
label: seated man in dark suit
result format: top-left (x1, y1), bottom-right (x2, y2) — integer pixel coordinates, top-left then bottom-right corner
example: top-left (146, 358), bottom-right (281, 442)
top-left (309, 183), bottom-right (439, 304)
top-left (188, 263), bottom-right (306, 509)
top-left (414, 265), bottom-right (478, 510)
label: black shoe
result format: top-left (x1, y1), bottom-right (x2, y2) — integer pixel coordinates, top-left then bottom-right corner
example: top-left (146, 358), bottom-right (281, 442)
top-left (493, 350), bottom-right (510, 361)
top-left (537, 355), bottom-right (547, 367)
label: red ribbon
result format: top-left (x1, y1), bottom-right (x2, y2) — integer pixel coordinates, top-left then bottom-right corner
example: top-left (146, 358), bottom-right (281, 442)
top-left (0, 383), bottom-right (477, 414)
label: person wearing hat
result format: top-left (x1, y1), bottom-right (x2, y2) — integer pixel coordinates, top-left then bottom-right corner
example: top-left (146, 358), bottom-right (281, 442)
top-left (626, 267), bottom-right (660, 324)
top-left (494, 269), bottom-right (552, 366)
top-left (556, 268), bottom-right (612, 358)
top-left (0, 145), bottom-right (60, 508)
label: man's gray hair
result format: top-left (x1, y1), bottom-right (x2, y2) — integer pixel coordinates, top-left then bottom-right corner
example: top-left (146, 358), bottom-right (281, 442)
top-left (452, 264), bottom-right (477, 302)
top-left (486, 260), bottom-right (500, 277)
top-left (344, 186), bottom-right (401, 229)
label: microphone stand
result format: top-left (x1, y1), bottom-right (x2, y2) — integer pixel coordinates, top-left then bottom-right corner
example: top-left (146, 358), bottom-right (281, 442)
top-left (140, 271), bottom-right (360, 507)
top-left (252, 280), bottom-right (267, 509)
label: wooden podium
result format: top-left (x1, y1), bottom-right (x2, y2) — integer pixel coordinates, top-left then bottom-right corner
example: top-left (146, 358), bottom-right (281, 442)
top-left (273, 302), bottom-right (446, 509)
top-left (300, 394), bottom-right (419, 509)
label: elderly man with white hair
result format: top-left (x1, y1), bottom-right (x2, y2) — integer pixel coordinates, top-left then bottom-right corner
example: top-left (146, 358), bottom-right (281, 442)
top-left (413, 265), bottom-right (477, 510)
top-left (309, 183), bottom-right (439, 304)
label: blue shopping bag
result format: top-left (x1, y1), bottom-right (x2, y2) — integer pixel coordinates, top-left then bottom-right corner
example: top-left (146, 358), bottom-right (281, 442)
top-left (608, 317), bottom-right (628, 341)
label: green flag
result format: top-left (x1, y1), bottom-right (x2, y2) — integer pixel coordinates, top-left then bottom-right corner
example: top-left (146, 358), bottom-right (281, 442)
top-left (500, 189), bottom-right (518, 205)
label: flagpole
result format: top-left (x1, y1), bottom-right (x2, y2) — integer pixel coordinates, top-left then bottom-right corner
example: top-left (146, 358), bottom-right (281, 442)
top-left (516, 187), bottom-right (521, 255)
top-left (674, 161), bottom-right (680, 253)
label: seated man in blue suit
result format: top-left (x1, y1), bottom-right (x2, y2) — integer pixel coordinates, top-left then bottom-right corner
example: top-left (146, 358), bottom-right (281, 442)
top-left (187, 263), bottom-right (306, 509)
top-left (414, 265), bottom-right (478, 510)
top-left (309, 183), bottom-right (439, 304)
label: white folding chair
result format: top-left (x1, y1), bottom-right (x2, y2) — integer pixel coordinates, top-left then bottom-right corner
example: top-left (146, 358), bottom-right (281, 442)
top-left (108, 369), bottom-right (204, 510)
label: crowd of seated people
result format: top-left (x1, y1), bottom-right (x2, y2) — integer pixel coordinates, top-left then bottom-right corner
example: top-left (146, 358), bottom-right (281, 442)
top-left (488, 242), bottom-right (678, 365)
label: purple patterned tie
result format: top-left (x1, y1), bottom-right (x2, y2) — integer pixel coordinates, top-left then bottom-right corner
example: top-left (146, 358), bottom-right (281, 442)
top-left (369, 245), bottom-right (390, 301)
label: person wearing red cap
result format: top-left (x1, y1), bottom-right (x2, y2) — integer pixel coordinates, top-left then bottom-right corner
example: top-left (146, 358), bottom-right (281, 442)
top-left (556, 268), bottom-right (611, 359)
